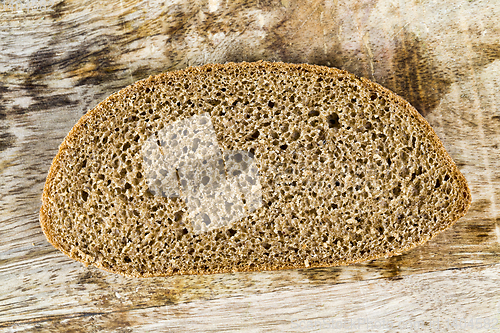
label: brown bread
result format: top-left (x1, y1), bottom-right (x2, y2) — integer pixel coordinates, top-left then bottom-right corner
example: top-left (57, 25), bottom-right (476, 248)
top-left (40, 61), bottom-right (471, 277)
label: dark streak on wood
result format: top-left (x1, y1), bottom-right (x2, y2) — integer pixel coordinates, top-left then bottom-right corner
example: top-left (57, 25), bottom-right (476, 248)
top-left (49, 0), bottom-right (67, 21)
top-left (379, 30), bottom-right (452, 117)
top-left (0, 84), bottom-right (16, 152)
top-left (471, 43), bottom-right (500, 67)
top-left (297, 267), bottom-right (343, 285)
top-left (0, 128), bottom-right (15, 153)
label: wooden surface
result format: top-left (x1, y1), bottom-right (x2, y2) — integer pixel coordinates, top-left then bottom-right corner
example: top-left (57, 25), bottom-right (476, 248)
top-left (1, 0), bottom-right (499, 331)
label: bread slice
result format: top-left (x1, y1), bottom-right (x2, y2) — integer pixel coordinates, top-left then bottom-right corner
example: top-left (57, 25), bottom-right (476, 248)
top-left (40, 61), bottom-right (471, 277)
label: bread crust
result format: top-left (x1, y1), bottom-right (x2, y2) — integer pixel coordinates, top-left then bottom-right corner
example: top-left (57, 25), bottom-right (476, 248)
top-left (40, 61), bottom-right (472, 278)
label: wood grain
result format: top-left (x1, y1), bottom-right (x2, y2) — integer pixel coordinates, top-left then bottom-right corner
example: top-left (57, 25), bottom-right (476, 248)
top-left (1, 0), bottom-right (499, 330)
top-left (4, 264), bottom-right (500, 331)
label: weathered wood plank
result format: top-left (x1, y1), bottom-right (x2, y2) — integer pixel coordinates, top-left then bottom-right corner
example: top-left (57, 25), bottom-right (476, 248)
top-left (1, 0), bottom-right (499, 329)
top-left (4, 264), bottom-right (500, 332)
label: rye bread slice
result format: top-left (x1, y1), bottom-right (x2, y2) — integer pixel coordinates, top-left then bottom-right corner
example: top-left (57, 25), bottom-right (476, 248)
top-left (40, 61), bottom-right (471, 277)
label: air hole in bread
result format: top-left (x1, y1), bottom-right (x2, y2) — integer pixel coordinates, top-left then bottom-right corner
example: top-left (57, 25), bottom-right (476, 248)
top-left (308, 110), bottom-right (320, 117)
top-left (327, 113), bottom-right (340, 129)
top-left (247, 130), bottom-right (260, 141)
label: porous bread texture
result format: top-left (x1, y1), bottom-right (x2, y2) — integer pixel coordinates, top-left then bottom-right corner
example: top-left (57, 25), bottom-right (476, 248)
top-left (141, 112), bottom-right (263, 234)
top-left (40, 61), bottom-right (472, 277)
